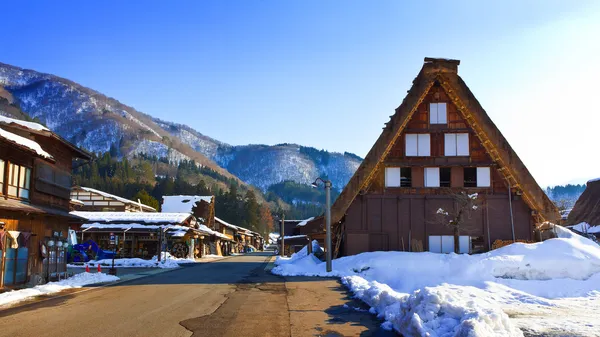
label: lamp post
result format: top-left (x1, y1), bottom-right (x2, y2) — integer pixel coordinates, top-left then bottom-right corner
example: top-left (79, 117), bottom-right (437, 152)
top-left (311, 177), bottom-right (332, 272)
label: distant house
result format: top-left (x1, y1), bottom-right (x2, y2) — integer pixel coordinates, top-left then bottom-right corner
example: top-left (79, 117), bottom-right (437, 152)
top-left (0, 115), bottom-right (91, 287)
top-left (70, 186), bottom-right (157, 212)
top-left (71, 211), bottom-right (215, 259)
top-left (565, 178), bottom-right (600, 239)
top-left (161, 195), bottom-right (234, 256)
top-left (327, 58), bottom-right (559, 257)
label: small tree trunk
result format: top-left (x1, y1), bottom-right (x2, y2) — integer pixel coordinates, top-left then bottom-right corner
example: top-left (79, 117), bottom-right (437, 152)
top-left (454, 226), bottom-right (460, 254)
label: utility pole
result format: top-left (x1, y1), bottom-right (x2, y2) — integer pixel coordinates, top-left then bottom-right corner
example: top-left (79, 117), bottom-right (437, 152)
top-left (280, 213), bottom-right (285, 257)
top-left (324, 180), bottom-right (332, 272)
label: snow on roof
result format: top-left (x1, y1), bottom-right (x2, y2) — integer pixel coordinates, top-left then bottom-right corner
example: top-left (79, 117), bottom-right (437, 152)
top-left (76, 186), bottom-right (156, 211)
top-left (296, 217), bottom-right (315, 227)
top-left (569, 222), bottom-right (600, 234)
top-left (281, 235), bottom-right (308, 240)
top-left (70, 199), bottom-right (85, 206)
top-left (198, 224), bottom-right (231, 240)
top-left (81, 223), bottom-right (192, 231)
top-left (214, 216), bottom-right (252, 233)
top-left (72, 211), bottom-right (191, 224)
top-left (0, 115), bottom-right (49, 131)
top-left (588, 177), bottom-right (600, 183)
top-left (161, 195), bottom-right (213, 213)
top-left (0, 127), bottom-right (53, 159)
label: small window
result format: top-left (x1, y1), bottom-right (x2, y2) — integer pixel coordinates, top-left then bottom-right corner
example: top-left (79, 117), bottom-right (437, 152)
top-left (400, 168), bottom-right (412, 187)
top-left (7, 163), bottom-right (31, 199)
top-left (464, 167), bottom-right (477, 187)
top-left (425, 167), bottom-right (440, 187)
top-left (477, 167), bottom-right (491, 187)
top-left (405, 134), bottom-right (430, 157)
top-left (429, 103), bottom-right (448, 124)
top-left (429, 235), bottom-right (471, 254)
top-left (385, 167), bottom-right (401, 187)
top-left (440, 167), bottom-right (451, 187)
top-left (444, 133), bottom-right (469, 156)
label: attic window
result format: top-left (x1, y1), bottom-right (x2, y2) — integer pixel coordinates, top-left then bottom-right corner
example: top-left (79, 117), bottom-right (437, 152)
top-left (440, 167), bottom-right (451, 187)
top-left (444, 133), bottom-right (469, 156)
top-left (430, 103), bottom-right (447, 124)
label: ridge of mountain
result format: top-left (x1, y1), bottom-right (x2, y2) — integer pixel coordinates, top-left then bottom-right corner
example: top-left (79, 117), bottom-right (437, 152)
top-left (0, 61), bottom-right (362, 192)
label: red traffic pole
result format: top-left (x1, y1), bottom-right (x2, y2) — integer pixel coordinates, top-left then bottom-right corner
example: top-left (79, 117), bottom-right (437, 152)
top-left (85, 264), bottom-right (90, 273)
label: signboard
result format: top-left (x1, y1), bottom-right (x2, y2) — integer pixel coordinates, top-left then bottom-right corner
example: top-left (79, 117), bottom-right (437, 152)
top-left (110, 233), bottom-right (116, 245)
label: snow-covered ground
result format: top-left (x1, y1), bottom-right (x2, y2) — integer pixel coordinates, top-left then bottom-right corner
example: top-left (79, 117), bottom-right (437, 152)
top-left (68, 252), bottom-right (199, 269)
top-left (0, 272), bottom-right (119, 307)
top-left (272, 226), bottom-right (600, 336)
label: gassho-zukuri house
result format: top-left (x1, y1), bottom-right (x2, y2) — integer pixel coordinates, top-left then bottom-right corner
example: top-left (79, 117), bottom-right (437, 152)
top-left (322, 58), bottom-right (559, 257)
top-left (565, 178), bottom-right (600, 239)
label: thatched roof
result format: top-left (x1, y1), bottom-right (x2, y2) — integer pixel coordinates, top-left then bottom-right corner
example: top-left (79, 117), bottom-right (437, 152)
top-left (566, 179), bottom-right (600, 227)
top-left (330, 57), bottom-right (560, 227)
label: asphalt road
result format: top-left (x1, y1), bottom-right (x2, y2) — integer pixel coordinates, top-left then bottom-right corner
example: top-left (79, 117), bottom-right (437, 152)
top-left (0, 252), bottom-right (393, 337)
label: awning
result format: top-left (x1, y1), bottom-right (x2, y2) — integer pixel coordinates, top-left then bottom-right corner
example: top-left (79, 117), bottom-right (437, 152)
top-left (0, 198), bottom-right (85, 221)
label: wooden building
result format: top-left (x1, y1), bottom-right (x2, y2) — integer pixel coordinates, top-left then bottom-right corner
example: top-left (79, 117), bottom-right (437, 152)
top-left (328, 58), bottom-right (559, 256)
top-left (564, 178), bottom-right (600, 239)
top-left (0, 115), bottom-right (90, 288)
top-left (70, 186), bottom-right (157, 212)
top-left (71, 211), bottom-right (217, 259)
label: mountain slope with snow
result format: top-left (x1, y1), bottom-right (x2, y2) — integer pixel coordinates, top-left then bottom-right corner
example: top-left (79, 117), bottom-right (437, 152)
top-left (0, 61), bottom-right (361, 191)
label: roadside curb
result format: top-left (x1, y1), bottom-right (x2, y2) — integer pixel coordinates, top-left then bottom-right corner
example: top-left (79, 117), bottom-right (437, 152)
top-left (0, 255), bottom-right (236, 312)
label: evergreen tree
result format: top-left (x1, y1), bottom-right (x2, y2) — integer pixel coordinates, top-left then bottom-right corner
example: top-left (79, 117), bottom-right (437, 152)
top-left (133, 189), bottom-right (160, 210)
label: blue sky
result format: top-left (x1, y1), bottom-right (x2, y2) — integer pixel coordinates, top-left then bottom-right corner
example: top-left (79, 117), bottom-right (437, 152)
top-left (3, 1), bottom-right (599, 186)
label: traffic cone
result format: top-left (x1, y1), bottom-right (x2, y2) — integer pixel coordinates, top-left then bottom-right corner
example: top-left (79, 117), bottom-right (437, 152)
top-left (85, 264), bottom-right (90, 273)
top-left (97, 264), bottom-right (102, 273)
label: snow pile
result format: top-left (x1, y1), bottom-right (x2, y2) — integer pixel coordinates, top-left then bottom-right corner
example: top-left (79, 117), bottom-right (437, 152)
top-left (0, 272), bottom-right (118, 307)
top-left (69, 252), bottom-right (196, 269)
top-left (570, 222), bottom-right (600, 234)
top-left (272, 226), bottom-right (600, 336)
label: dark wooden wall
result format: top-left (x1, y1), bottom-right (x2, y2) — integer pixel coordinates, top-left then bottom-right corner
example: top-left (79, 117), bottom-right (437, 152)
top-left (343, 194), bottom-right (533, 256)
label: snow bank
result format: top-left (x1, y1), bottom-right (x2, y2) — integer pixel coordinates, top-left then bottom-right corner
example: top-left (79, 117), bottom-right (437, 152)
top-left (272, 226), bottom-right (600, 336)
top-left (69, 252), bottom-right (195, 269)
top-left (0, 272), bottom-right (118, 307)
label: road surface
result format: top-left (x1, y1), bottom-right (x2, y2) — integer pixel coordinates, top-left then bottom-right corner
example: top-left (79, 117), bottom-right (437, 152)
top-left (0, 253), bottom-right (393, 337)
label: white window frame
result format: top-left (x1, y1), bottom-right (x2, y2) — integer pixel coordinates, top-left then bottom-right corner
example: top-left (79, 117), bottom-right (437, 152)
top-left (429, 235), bottom-right (471, 254)
top-left (405, 133), bottom-right (431, 157)
top-left (476, 167), bottom-right (491, 187)
top-left (424, 167), bottom-right (440, 187)
top-left (429, 103), bottom-right (448, 124)
top-left (385, 167), bottom-right (401, 187)
top-left (444, 133), bottom-right (469, 156)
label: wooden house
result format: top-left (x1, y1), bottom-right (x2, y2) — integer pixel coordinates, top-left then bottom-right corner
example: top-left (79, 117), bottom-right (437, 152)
top-left (328, 58), bottom-right (559, 256)
top-left (161, 195), bottom-right (233, 256)
top-left (70, 186), bottom-right (157, 212)
top-left (564, 178), bottom-right (600, 239)
top-left (71, 211), bottom-right (215, 259)
top-left (0, 115), bottom-right (90, 287)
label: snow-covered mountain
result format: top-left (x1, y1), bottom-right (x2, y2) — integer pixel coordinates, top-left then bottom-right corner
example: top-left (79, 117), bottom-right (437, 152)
top-left (0, 62), bottom-right (361, 191)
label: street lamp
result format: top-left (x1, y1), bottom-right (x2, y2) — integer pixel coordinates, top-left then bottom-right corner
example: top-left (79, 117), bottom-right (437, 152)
top-left (311, 177), bottom-right (332, 272)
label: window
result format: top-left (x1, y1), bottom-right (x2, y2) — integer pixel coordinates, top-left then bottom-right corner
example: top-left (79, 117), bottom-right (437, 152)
top-left (428, 235), bottom-right (471, 254)
top-left (405, 133), bottom-right (430, 156)
top-left (429, 103), bottom-right (448, 124)
top-left (464, 167), bottom-right (477, 187)
top-left (425, 167), bottom-right (440, 187)
top-left (400, 168), bottom-right (412, 187)
top-left (477, 167), bottom-right (491, 187)
top-left (444, 133), bottom-right (469, 156)
top-left (385, 167), bottom-right (401, 187)
top-left (440, 167), bottom-right (451, 187)
top-left (0, 159), bottom-right (4, 194)
top-left (464, 167), bottom-right (491, 187)
top-left (7, 163), bottom-right (31, 199)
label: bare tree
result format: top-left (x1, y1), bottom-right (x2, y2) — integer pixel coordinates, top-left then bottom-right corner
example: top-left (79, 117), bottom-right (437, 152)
top-left (434, 191), bottom-right (482, 254)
